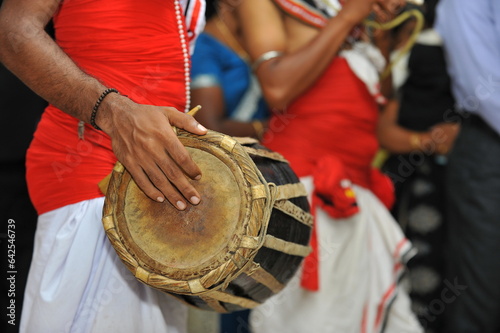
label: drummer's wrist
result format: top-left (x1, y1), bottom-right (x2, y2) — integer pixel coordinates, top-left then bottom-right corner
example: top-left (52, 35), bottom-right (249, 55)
top-left (94, 90), bottom-right (131, 133)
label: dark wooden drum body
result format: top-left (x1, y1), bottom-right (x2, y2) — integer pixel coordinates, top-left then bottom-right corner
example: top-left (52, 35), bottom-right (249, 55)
top-left (102, 130), bottom-right (312, 313)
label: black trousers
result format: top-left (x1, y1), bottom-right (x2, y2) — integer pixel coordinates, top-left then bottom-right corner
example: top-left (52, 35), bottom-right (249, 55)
top-left (444, 114), bottom-right (500, 333)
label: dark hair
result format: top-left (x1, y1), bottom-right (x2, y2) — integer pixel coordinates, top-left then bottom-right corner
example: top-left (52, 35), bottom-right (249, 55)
top-left (205, 0), bottom-right (219, 21)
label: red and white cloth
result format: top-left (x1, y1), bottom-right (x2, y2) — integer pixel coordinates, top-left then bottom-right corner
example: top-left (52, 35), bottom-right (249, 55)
top-left (180, 0), bottom-right (206, 53)
top-left (250, 177), bottom-right (421, 333)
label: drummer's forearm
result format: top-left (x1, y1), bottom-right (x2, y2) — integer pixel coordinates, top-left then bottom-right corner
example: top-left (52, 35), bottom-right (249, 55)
top-left (0, 0), bottom-right (109, 124)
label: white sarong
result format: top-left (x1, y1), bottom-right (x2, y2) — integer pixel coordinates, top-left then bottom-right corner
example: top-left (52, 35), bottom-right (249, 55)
top-left (21, 197), bottom-right (187, 333)
top-left (250, 177), bottom-right (423, 333)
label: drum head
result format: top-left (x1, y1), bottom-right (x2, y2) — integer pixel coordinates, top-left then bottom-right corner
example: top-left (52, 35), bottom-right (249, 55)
top-left (103, 130), bottom-right (271, 293)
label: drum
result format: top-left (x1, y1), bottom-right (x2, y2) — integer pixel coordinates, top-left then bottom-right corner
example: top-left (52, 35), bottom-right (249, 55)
top-left (102, 129), bottom-right (312, 313)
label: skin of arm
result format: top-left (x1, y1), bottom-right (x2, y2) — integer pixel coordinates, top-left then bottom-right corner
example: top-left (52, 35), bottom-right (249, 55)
top-left (235, 0), bottom-right (393, 110)
top-left (376, 6), bottom-right (459, 156)
top-left (191, 86), bottom-right (266, 138)
top-left (378, 99), bottom-right (460, 155)
top-left (190, 4), bottom-right (267, 139)
top-left (0, 0), bottom-right (208, 210)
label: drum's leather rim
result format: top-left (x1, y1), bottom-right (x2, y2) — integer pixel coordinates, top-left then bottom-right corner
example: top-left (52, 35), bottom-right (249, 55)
top-left (116, 137), bottom-right (249, 277)
top-left (102, 130), bottom-right (272, 296)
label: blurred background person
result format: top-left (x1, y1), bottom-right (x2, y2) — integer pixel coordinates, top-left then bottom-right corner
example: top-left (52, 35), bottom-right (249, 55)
top-left (190, 0), bottom-right (269, 141)
top-left (233, 0), bottom-right (423, 332)
top-left (436, 0), bottom-right (500, 332)
top-left (376, 1), bottom-right (459, 331)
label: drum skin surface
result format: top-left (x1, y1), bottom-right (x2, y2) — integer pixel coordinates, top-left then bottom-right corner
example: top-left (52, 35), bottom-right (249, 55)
top-left (102, 130), bottom-right (312, 312)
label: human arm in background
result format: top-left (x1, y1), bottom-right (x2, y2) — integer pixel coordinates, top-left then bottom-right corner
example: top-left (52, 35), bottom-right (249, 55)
top-left (378, 99), bottom-right (459, 155)
top-left (374, 3), bottom-right (459, 156)
top-left (190, 35), bottom-right (269, 139)
top-left (191, 85), bottom-right (267, 139)
top-left (0, 0), bottom-right (207, 210)
top-left (236, 0), bottom-right (403, 110)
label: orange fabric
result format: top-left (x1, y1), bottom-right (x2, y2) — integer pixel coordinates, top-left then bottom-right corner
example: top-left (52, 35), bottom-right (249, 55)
top-left (26, 0), bottom-right (189, 215)
top-left (262, 57), bottom-right (395, 291)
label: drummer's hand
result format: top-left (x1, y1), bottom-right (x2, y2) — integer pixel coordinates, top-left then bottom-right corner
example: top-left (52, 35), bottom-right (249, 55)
top-left (97, 94), bottom-right (207, 210)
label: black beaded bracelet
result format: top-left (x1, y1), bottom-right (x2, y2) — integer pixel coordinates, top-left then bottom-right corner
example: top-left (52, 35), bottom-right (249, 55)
top-left (90, 88), bottom-right (119, 130)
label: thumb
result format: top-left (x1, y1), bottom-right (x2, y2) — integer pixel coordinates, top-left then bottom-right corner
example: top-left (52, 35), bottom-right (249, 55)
top-left (169, 109), bottom-right (208, 136)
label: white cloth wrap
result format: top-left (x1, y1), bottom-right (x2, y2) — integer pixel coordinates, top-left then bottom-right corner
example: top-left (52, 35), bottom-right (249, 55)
top-left (250, 177), bottom-right (423, 333)
top-left (20, 197), bottom-right (187, 333)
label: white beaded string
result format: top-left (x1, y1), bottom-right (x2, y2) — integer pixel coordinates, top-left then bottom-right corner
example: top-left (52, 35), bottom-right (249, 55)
top-left (174, 0), bottom-right (191, 113)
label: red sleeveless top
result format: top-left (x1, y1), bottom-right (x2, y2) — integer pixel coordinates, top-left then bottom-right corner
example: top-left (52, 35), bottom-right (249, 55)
top-left (264, 57), bottom-right (379, 187)
top-left (27, 0), bottom-right (189, 214)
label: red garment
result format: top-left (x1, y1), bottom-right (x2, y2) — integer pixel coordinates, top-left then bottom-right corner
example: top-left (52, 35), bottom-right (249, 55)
top-left (27, 0), bottom-right (189, 215)
top-left (263, 57), bottom-right (380, 186)
top-left (263, 57), bottom-right (395, 290)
